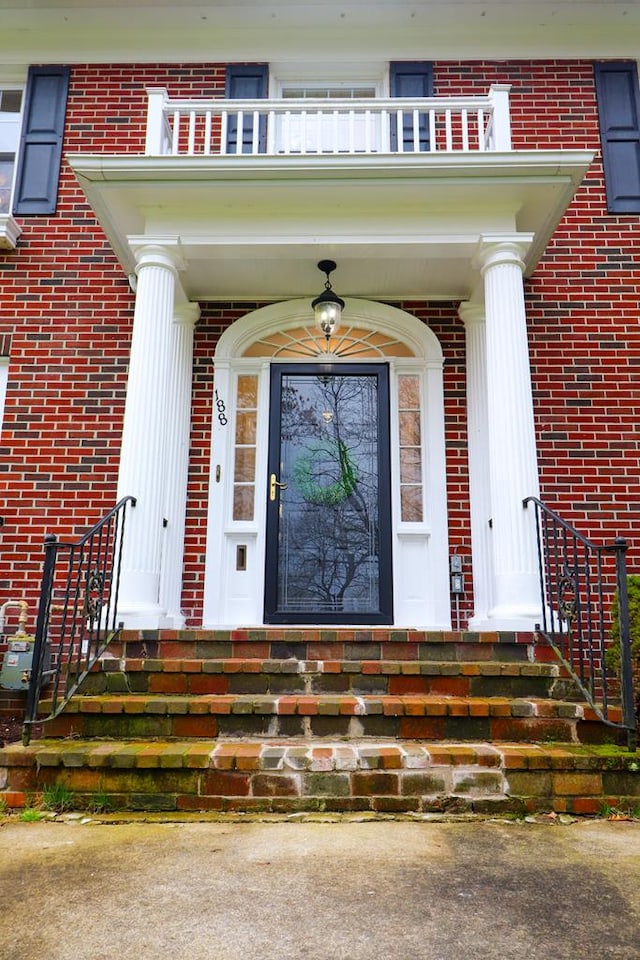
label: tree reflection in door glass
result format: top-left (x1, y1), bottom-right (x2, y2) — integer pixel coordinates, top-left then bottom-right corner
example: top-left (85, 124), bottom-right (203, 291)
top-left (277, 373), bottom-right (381, 614)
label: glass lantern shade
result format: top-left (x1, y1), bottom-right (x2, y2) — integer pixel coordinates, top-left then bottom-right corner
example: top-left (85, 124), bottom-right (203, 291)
top-left (312, 290), bottom-right (344, 338)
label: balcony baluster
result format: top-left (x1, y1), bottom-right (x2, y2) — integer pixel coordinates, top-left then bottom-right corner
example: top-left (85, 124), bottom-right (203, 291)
top-left (144, 86), bottom-right (512, 158)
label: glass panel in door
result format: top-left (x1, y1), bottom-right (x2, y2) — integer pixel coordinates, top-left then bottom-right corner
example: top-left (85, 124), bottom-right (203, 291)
top-left (265, 364), bottom-right (392, 624)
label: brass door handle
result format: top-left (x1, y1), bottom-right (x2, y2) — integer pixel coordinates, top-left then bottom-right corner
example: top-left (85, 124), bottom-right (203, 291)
top-left (269, 473), bottom-right (288, 501)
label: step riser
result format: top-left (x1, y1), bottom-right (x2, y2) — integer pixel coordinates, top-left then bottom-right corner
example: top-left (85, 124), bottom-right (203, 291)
top-left (3, 742), bottom-right (638, 816)
top-left (78, 671), bottom-right (568, 700)
top-left (0, 766), bottom-right (519, 815)
top-left (107, 640), bottom-right (538, 663)
top-left (44, 712), bottom-right (600, 743)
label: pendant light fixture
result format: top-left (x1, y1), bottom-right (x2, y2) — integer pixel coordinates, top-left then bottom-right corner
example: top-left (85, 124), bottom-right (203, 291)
top-left (312, 259), bottom-right (345, 343)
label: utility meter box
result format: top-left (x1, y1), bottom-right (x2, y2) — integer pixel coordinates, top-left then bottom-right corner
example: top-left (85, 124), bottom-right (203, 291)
top-left (0, 636), bottom-right (37, 691)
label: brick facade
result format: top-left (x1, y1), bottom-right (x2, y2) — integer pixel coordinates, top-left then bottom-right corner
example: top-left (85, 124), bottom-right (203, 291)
top-left (0, 59), bottom-right (638, 645)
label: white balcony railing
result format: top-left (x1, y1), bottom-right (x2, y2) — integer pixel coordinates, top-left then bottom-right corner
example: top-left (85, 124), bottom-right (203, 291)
top-left (145, 85), bottom-right (512, 157)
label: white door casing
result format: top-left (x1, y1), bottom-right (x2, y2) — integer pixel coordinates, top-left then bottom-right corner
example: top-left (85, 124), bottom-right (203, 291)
top-left (202, 298), bottom-right (450, 629)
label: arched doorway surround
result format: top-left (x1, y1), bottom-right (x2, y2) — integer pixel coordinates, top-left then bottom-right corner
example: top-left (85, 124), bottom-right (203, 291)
top-left (203, 299), bottom-right (451, 628)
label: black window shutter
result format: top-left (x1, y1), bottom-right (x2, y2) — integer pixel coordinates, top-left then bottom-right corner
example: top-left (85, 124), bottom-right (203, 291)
top-left (225, 64), bottom-right (268, 154)
top-left (13, 65), bottom-right (70, 215)
top-left (390, 62), bottom-right (433, 152)
top-left (594, 61), bottom-right (640, 214)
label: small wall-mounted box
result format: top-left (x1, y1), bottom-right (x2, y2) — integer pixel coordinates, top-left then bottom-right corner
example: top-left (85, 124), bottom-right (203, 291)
top-left (0, 636), bottom-right (36, 691)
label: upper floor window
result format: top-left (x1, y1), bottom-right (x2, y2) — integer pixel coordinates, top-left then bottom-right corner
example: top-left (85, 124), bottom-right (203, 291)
top-left (277, 81), bottom-right (381, 154)
top-left (281, 86), bottom-right (378, 100)
top-left (0, 88), bottom-right (23, 215)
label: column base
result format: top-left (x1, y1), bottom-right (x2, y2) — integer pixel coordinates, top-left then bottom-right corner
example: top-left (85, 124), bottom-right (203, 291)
top-left (164, 610), bottom-right (187, 630)
top-left (114, 602), bottom-right (178, 631)
top-left (469, 605), bottom-right (541, 633)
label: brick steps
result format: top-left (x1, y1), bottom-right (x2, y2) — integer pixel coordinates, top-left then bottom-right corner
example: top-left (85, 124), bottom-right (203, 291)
top-left (1, 627), bottom-right (632, 815)
top-left (2, 739), bottom-right (638, 816)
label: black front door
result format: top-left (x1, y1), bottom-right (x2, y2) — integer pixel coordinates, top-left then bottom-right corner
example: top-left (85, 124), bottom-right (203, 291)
top-left (264, 363), bottom-right (393, 624)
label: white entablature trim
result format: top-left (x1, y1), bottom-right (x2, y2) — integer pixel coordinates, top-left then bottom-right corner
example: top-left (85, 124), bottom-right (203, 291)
top-left (70, 150), bottom-right (593, 303)
top-left (214, 299), bottom-right (443, 365)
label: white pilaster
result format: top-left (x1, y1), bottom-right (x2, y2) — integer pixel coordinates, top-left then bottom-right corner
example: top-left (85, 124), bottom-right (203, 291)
top-left (459, 302), bottom-right (494, 627)
top-left (116, 243), bottom-right (181, 627)
top-left (145, 87), bottom-right (169, 155)
top-left (159, 301), bottom-right (200, 627)
top-left (488, 84), bottom-right (512, 150)
top-left (476, 236), bottom-right (541, 629)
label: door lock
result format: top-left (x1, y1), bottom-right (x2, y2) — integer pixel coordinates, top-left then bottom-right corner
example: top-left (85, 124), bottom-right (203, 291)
top-left (269, 473), bottom-right (288, 501)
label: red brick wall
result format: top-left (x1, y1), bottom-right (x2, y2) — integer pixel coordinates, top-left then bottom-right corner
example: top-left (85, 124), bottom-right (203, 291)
top-left (0, 59), bottom-right (638, 652)
top-left (437, 61), bottom-right (640, 542)
top-left (0, 66), bottom-right (226, 624)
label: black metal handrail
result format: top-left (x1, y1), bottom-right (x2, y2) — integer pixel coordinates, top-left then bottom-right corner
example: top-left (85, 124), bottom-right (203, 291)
top-left (22, 496), bottom-right (136, 745)
top-left (523, 496), bottom-right (636, 750)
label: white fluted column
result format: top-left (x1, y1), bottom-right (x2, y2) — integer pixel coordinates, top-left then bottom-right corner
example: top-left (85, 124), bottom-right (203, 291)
top-left (159, 301), bottom-right (200, 626)
top-left (116, 244), bottom-right (181, 626)
top-left (476, 237), bottom-right (541, 628)
top-left (459, 302), bottom-right (494, 627)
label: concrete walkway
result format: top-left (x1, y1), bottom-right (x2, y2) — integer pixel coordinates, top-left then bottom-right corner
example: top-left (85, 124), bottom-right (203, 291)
top-left (1, 816), bottom-right (639, 960)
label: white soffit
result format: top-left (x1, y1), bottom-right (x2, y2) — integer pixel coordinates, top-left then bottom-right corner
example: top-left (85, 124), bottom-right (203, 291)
top-left (0, 2), bottom-right (638, 61)
top-left (68, 150), bottom-right (593, 302)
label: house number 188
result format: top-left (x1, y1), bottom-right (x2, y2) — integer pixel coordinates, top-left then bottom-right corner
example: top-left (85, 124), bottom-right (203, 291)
top-left (214, 390), bottom-right (228, 426)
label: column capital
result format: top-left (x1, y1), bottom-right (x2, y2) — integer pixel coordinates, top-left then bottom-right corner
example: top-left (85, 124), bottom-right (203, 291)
top-left (128, 236), bottom-right (186, 275)
top-left (458, 301), bottom-right (485, 326)
top-left (474, 234), bottom-right (534, 276)
top-left (173, 301), bottom-right (201, 327)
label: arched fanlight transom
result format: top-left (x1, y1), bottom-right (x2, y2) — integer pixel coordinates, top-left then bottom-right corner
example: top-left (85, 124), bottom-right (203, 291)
top-left (242, 323), bottom-right (416, 359)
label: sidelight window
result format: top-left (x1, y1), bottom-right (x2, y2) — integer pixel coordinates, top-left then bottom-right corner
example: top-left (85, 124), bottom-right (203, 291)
top-left (397, 374), bottom-right (424, 523)
top-left (232, 374), bottom-right (259, 521)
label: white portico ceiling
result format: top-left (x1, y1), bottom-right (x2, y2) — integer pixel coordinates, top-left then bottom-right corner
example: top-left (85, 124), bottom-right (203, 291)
top-left (68, 150), bottom-right (593, 303)
top-left (0, 1), bottom-right (637, 64)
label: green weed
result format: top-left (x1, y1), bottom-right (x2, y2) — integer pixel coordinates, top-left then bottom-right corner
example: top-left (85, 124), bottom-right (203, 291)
top-left (87, 790), bottom-right (114, 814)
top-left (18, 807), bottom-right (44, 822)
top-left (41, 783), bottom-right (74, 813)
top-left (599, 801), bottom-right (640, 820)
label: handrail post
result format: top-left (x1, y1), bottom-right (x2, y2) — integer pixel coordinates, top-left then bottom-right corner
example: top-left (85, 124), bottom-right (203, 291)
top-left (613, 537), bottom-right (637, 751)
top-left (523, 497), bottom-right (547, 633)
top-left (145, 87), bottom-right (169, 154)
top-left (22, 533), bottom-right (58, 745)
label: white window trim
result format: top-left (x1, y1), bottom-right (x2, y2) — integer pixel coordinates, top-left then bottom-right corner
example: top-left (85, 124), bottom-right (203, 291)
top-left (268, 66), bottom-right (388, 155)
top-left (0, 75), bottom-right (25, 250)
top-left (269, 62), bottom-right (388, 98)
